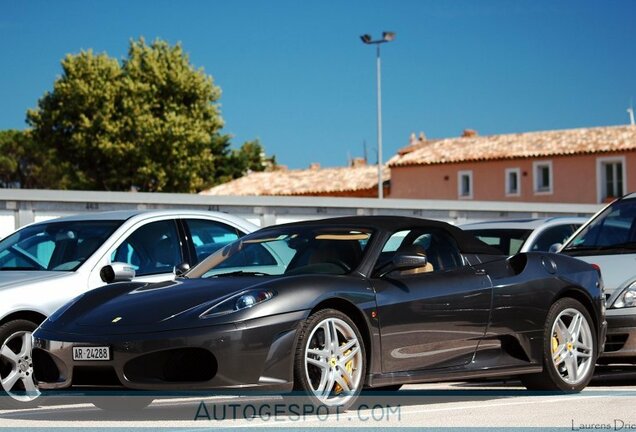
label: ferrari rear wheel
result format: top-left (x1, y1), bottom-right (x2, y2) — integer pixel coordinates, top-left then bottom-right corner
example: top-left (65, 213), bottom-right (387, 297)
top-left (293, 309), bottom-right (366, 411)
top-left (0, 320), bottom-right (40, 409)
top-left (521, 298), bottom-right (596, 392)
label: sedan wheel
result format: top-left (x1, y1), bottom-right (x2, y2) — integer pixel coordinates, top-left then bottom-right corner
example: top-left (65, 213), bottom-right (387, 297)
top-left (0, 320), bottom-right (40, 409)
top-left (293, 309), bottom-right (366, 410)
top-left (521, 298), bottom-right (596, 392)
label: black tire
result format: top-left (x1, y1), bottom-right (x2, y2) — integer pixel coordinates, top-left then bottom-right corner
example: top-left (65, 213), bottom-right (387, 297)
top-left (92, 396), bottom-right (153, 411)
top-left (521, 298), bottom-right (597, 392)
top-left (0, 319), bottom-right (41, 410)
top-left (291, 309), bottom-right (367, 412)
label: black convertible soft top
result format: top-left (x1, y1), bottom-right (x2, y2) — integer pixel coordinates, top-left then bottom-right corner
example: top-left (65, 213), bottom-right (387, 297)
top-left (266, 215), bottom-right (504, 256)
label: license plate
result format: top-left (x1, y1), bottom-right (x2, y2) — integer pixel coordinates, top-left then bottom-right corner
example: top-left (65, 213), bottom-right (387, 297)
top-left (73, 346), bottom-right (111, 361)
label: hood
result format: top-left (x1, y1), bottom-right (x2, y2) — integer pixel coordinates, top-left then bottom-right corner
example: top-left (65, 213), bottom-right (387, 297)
top-left (58, 276), bottom-right (275, 333)
top-left (574, 254), bottom-right (636, 298)
top-left (0, 271), bottom-right (71, 291)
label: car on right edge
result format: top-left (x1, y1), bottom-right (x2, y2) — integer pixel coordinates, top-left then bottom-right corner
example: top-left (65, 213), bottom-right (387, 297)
top-left (559, 192), bottom-right (636, 363)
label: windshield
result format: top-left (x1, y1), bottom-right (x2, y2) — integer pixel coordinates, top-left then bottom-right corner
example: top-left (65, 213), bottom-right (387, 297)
top-left (0, 220), bottom-right (123, 271)
top-left (564, 197), bottom-right (636, 254)
top-left (187, 226), bottom-right (373, 278)
top-left (464, 228), bottom-right (532, 255)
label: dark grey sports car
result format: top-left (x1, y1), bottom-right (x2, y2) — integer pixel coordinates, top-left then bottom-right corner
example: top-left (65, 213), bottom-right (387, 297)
top-left (32, 216), bottom-right (606, 410)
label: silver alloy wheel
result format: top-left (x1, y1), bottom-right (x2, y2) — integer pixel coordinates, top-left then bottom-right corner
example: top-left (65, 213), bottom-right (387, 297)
top-left (0, 331), bottom-right (40, 402)
top-left (550, 308), bottom-right (594, 385)
top-left (304, 317), bottom-right (363, 406)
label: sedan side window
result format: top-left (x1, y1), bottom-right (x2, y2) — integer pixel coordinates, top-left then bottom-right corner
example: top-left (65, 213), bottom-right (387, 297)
top-left (184, 219), bottom-right (241, 264)
top-left (532, 224), bottom-right (580, 252)
top-left (111, 220), bottom-right (182, 276)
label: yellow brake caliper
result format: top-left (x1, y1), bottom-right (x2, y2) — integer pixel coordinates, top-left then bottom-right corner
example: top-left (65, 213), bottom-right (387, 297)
top-left (551, 336), bottom-right (559, 354)
top-left (334, 343), bottom-right (354, 394)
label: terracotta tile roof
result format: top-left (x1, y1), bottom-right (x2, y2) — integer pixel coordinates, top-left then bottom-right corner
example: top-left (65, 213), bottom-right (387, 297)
top-left (200, 164), bottom-right (390, 196)
top-left (388, 125), bottom-right (636, 167)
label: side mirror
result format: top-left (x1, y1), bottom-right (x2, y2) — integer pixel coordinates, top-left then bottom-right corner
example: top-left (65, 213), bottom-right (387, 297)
top-left (174, 262), bottom-right (190, 277)
top-left (100, 262), bottom-right (136, 283)
top-left (548, 243), bottom-right (563, 253)
top-left (392, 251), bottom-right (429, 271)
top-left (378, 249), bottom-right (429, 277)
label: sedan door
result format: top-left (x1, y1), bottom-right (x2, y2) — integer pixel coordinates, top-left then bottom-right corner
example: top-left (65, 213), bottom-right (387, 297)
top-left (86, 218), bottom-right (187, 290)
top-left (371, 228), bottom-right (492, 373)
top-left (108, 218), bottom-right (186, 283)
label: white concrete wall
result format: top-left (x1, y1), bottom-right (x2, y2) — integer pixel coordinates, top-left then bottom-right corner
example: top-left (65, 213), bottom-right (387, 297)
top-left (0, 188), bottom-right (604, 238)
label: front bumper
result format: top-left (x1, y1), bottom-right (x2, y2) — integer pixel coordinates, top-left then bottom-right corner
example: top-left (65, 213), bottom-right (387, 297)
top-left (598, 307), bottom-right (636, 363)
top-left (33, 310), bottom-right (306, 392)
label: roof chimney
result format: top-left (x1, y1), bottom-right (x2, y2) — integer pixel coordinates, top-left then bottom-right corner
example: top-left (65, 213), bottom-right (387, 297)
top-left (409, 133), bottom-right (417, 145)
top-left (462, 129), bottom-right (478, 138)
top-left (418, 132), bottom-right (426, 142)
top-left (309, 162), bottom-right (321, 170)
top-left (628, 107), bottom-right (635, 127)
top-left (351, 157), bottom-right (366, 167)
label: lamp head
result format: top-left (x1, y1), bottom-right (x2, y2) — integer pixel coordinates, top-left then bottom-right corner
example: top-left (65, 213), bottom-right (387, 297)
top-left (360, 34), bottom-right (372, 44)
top-left (382, 32), bottom-right (396, 42)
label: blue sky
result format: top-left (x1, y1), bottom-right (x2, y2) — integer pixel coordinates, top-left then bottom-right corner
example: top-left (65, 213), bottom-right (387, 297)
top-left (1, 1), bottom-right (635, 169)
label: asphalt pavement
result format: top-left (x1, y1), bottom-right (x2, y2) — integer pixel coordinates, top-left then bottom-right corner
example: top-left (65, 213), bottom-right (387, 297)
top-left (1, 367), bottom-right (635, 429)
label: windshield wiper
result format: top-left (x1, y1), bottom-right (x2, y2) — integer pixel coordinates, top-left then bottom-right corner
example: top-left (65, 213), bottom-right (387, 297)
top-left (563, 242), bottom-right (636, 252)
top-left (211, 271), bottom-right (271, 277)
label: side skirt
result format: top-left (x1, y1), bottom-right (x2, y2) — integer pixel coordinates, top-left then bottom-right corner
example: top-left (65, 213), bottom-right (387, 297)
top-left (366, 365), bottom-right (542, 388)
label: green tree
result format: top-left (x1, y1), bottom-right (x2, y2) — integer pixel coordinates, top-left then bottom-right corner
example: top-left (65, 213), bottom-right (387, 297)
top-left (0, 130), bottom-right (68, 189)
top-left (27, 50), bottom-right (121, 189)
top-left (236, 140), bottom-right (277, 173)
top-left (27, 38), bottom-right (271, 192)
top-left (219, 139), bottom-right (277, 182)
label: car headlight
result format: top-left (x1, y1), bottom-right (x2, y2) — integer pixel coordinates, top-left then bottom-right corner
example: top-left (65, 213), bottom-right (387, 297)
top-left (612, 282), bottom-right (636, 309)
top-left (200, 289), bottom-right (275, 318)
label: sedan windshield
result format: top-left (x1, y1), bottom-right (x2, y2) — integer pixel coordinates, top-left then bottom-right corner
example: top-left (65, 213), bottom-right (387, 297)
top-left (0, 220), bottom-right (123, 271)
top-left (564, 197), bottom-right (636, 254)
top-left (188, 227), bottom-right (373, 278)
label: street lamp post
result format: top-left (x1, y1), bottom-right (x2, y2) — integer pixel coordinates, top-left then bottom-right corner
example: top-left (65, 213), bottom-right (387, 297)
top-left (361, 31), bottom-right (395, 199)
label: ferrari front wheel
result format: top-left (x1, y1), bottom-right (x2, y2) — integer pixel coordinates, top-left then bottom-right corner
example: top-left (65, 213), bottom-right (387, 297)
top-left (292, 309), bottom-right (366, 411)
top-left (521, 297), bottom-right (597, 392)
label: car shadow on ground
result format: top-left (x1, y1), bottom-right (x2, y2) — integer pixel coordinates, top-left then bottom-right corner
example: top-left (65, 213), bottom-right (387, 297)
top-left (0, 385), bottom-right (610, 423)
top-left (2, 367), bottom-right (635, 422)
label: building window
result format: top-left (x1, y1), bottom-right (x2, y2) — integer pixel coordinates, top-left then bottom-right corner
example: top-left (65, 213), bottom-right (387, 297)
top-left (458, 170), bottom-right (473, 199)
top-left (596, 156), bottom-right (626, 203)
top-left (533, 161), bottom-right (553, 194)
top-left (505, 168), bottom-right (521, 196)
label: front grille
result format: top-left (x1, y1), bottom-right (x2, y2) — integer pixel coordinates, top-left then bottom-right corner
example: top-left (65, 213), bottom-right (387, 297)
top-left (124, 348), bottom-right (217, 383)
top-left (72, 366), bottom-right (123, 387)
top-left (32, 348), bottom-right (61, 383)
